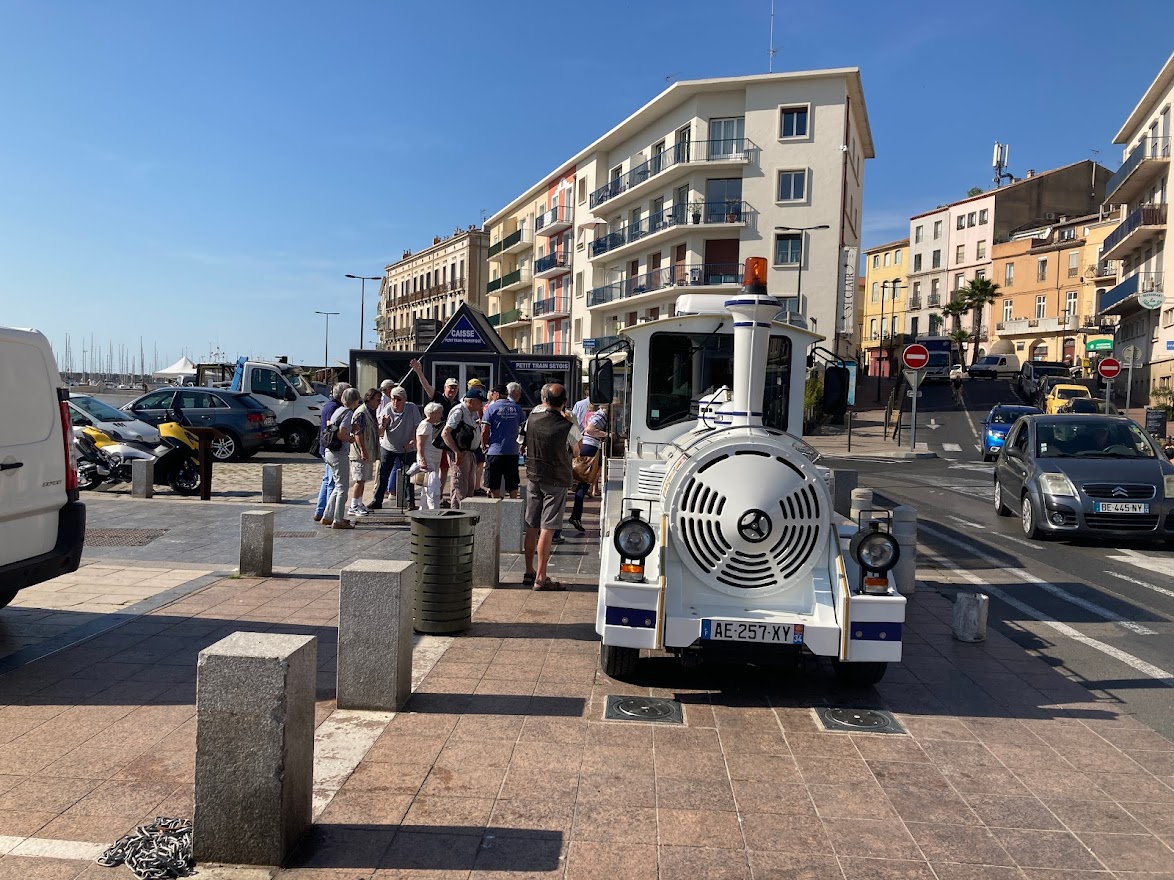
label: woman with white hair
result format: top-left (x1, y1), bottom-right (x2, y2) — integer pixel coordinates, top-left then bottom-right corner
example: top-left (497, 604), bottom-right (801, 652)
top-left (415, 402), bottom-right (446, 510)
top-left (322, 387), bottom-right (362, 529)
top-left (314, 382), bottom-right (350, 523)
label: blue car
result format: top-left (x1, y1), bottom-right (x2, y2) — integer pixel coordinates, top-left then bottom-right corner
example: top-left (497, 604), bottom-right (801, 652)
top-left (982, 405), bottom-right (1041, 461)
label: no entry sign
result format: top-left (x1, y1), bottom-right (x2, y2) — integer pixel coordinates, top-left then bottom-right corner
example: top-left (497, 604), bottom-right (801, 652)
top-left (1098, 357), bottom-right (1122, 380)
top-left (902, 343), bottom-right (930, 370)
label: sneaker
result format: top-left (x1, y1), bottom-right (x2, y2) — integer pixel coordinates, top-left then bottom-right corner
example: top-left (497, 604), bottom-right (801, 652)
top-left (569, 518), bottom-right (585, 533)
top-left (354, 501), bottom-right (371, 514)
top-left (313, 513), bottom-right (323, 523)
top-left (331, 521), bottom-right (355, 530)
top-left (551, 535), bottom-right (565, 545)
top-left (367, 501), bottom-right (382, 510)
top-left (320, 519), bottom-right (333, 527)
top-left (347, 506), bottom-right (369, 518)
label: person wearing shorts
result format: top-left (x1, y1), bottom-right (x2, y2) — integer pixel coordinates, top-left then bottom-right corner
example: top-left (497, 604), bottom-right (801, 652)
top-left (347, 389), bottom-right (379, 518)
top-left (483, 382), bottom-right (524, 498)
top-left (521, 383), bottom-right (581, 591)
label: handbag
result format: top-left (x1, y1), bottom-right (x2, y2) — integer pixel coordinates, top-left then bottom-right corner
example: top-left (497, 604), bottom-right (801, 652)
top-left (572, 450), bottom-right (601, 485)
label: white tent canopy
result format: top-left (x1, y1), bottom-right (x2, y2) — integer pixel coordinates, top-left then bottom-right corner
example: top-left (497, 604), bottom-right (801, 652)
top-left (152, 356), bottom-right (198, 379)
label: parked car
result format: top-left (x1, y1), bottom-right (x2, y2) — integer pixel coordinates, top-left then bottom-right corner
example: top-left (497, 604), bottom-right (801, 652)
top-left (968, 353), bottom-right (1020, 380)
top-left (68, 394), bottom-right (160, 445)
top-left (1018, 360), bottom-right (1070, 401)
top-left (993, 414), bottom-right (1174, 542)
top-left (1043, 384), bottom-right (1093, 414)
top-left (0, 327), bottom-right (86, 606)
top-left (1059, 398), bottom-right (1120, 415)
top-left (981, 404), bottom-right (1041, 461)
top-left (122, 387), bottom-right (279, 461)
top-left (949, 364), bottom-right (965, 381)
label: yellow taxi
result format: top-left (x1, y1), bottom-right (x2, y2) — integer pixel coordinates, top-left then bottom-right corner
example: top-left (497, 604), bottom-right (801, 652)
top-left (1044, 383), bottom-right (1092, 414)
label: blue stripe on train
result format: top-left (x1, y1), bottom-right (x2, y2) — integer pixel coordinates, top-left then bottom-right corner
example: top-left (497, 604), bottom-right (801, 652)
top-left (848, 622), bottom-right (902, 641)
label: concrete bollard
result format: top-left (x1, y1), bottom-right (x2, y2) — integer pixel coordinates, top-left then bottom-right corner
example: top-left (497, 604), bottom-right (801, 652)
top-left (131, 458), bottom-right (154, 499)
top-left (832, 469), bottom-right (858, 519)
top-left (953, 592), bottom-right (989, 642)
top-left (337, 559), bottom-right (415, 711)
top-left (849, 488), bottom-right (874, 525)
top-left (239, 510), bottom-right (274, 577)
top-left (891, 505), bottom-right (917, 596)
top-left (194, 632), bottom-right (316, 866)
top-left (462, 497), bottom-right (501, 587)
top-left (261, 464), bottom-right (283, 503)
top-left (500, 498), bottom-right (525, 554)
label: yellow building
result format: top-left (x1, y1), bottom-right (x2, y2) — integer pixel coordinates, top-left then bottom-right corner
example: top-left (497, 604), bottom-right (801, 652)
top-left (859, 238), bottom-right (908, 376)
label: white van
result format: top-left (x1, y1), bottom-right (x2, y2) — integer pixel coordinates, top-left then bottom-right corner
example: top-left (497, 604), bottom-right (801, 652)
top-left (968, 353), bottom-right (1020, 380)
top-left (0, 327), bottom-right (85, 606)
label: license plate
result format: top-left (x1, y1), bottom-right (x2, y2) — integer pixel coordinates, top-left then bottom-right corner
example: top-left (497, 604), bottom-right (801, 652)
top-left (1094, 502), bottom-right (1149, 513)
top-left (701, 620), bottom-right (804, 644)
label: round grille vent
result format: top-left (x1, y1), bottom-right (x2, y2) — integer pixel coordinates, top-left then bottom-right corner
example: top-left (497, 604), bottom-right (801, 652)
top-left (666, 432), bottom-right (828, 594)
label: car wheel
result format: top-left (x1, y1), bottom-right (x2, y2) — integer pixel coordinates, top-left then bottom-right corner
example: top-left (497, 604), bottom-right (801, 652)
top-left (834, 660), bottom-right (887, 686)
top-left (282, 422), bottom-right (312, 454)
top-left (994, 478), bottom-right (1012, 516)
top-left (982, 453), bottom-right (994, 463)
top-left (600, 644), bottom-right (639, 681)
top-left (210, 430), bottom-right (240, 462)
top-left (1020, 493), bottom-right (1043, 539)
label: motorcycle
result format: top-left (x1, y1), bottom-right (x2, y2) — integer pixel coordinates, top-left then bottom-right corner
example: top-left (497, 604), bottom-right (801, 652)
top-left (74, 417), bottom-right (202, 496)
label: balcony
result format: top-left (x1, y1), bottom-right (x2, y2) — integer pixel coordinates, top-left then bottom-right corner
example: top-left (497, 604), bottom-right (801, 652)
top-left (1090, 260), bottom-right (1118, 281)
top-left (535, 205), bottom-right (573, 237)
top-left (489, 228), bottom-right (533, 261)
top-left (1104, 136), bottom-right (1171, 206)
top-left (588, 139), bottom-right (757, 211)
top-left (533, 296), bottom-right (571, 317)
top-left (487, 307), bottom-right (527, 328)
top-left (531, 341), bottom-right (570, 355)
top-left (589, 202), bottom-right (750, 261)
top-left (534, 251), bottom-right (572, 279)
top-left (1100, 272), bottom-right (1163, 313)
top-left (909, 298), bottom-right (923, 311)
top-left (583, 335), bottom-right (622, 352)
top-left (588, 262), bottom-right (742, 307)
top-left (486, 268), bottom-right (532, 295)
top-left (927, 293), bottom-right (941, 308)
top-left (1100, 203), bottom-right (1168, 261)
top-left (995, 315), bottom-right (1081, 335)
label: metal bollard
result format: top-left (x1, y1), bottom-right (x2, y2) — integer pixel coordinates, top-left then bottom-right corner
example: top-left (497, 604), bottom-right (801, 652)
top-left (849, 488), bottom-right (874, 525)
top-left (953, 592), bottom-right (989, 642)
top-left (261, 464), bottom-right (282, 503)
top-left (891, 505), bottom-right (917, 596)
top-left (832, 469), bottom-right (858, 519)
top-left (337, 560), bottom-right (415, 711)
top-left (131, 459), bottom-right (154, 498)
top-left (239, 510), bottom-right (274, 577)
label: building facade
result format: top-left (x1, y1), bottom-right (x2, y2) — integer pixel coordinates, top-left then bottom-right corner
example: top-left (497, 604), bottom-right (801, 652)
top-left (483, 70), bottom-right (874, 362)
top-left (1098, 51), bottom-right (1174, 402)
top-left (375, 228), bottom-right (490, 351)
top-left (859, 239), bottom-right (909, 376)
top-left (906, 207), bottom-right (950, 338)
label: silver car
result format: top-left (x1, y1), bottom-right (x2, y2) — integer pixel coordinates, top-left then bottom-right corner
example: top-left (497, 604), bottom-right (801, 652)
top-left (68, 394), bottom-right (161, 444)
top-left (993, 415), bottom-right (1174, 543)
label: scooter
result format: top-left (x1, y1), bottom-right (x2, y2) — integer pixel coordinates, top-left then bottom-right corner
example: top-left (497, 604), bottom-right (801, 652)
top-left (74, 417), bottom-right (202, 496)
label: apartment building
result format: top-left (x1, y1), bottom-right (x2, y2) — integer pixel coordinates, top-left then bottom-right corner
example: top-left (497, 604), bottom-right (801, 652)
top-left (859, 239), bottom-right (909, 376)
top-left (906, 208), bottom-right (950, 337)
top-left (483, 69), bottom-right (873, 360)
top-left (376, 228), bottom-right (490, 351)
top-left (989, 211), bottom-right (1119, 365)
top-left (1098, 51), bottom-right (1174, 401)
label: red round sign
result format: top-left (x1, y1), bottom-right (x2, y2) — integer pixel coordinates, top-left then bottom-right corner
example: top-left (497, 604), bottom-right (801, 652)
top-left (902, 343), bottom-right (930, 370)
top-left (1098, 357), bottom-right (1122, 379)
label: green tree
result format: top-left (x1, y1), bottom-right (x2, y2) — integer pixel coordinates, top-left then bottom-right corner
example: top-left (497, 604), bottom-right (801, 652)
top-left (958, 277), bottom-right (1001, 365)
top-left (967, 186), bottom-right (984, 198)
top-left (940, 298), bottom-right (970, 333)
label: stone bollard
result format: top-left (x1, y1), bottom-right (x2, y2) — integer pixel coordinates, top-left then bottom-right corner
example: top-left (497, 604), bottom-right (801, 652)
top-left (261, 464), bottom-right (283, 503)
top-left (462, 497), bottom-right (501, 588)
top-left (131, 458), bottom-right (154, 499)
top-left (194, 632), bottom-right (316, 866)
top-left (239, 510), bottom-right (274, 577)
top-left (337, 559), bottom-right (415, 711)
top-left (849, 488), bottom-right (874, 525)
top-left (891, 505), bottom-right (917, 596)
top-left (953, 592), bottom-right (989, 642)
top-left (500, 498), bottom-right (525, 554)
top-left (832, 469), bottom-right (858, 519)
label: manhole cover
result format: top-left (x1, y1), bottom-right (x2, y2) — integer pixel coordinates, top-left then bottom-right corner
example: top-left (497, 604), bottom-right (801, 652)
top-left (603, 695), bottom-right (683, 725)
top-left (84, 528), bottom-right (170, 547)
top-left (817, 707), bottom-right (905, 735)
top-left (274, 531), bottom-right (319, 538)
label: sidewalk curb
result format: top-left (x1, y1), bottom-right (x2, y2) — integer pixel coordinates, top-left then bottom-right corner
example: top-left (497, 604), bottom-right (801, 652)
top-left (822, 451), bottom-right (939, 461)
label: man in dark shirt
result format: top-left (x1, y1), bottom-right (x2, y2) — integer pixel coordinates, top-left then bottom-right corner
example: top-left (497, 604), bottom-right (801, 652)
top-left (522, 383), bottom-right (581, 591)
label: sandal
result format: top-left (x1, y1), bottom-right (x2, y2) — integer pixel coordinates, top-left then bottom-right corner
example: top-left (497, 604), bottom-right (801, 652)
top-left (523, 572), bottom-right (537, 587)
top-left (533, 577), bottom-right (566, 592)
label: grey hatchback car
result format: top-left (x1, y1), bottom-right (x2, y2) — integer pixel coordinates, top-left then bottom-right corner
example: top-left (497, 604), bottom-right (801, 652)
top-left (122, 387), bottom-right (279, 461)
top-left (993, 415), bottom-right (1174, 542)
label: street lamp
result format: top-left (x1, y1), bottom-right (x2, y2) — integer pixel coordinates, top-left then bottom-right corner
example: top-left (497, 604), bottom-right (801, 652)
top-left (875, 279), bottom-right (902, 402)
top-left (315, 310), bottom-right (339, 369)
top-left (345, 274), bottom-right (382, 351)
top-left (775, 225), bottom-right (830, 311)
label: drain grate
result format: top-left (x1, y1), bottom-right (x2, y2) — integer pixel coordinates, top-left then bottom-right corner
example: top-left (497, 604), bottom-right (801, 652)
top-left (85, 528), bottom-right (170, 547)
top-left (274, 531), bottom-right (319, 538)
top-left (817, 707), bottom-right (906, 735)
top-left (603, 695), bottom-right (684, 725)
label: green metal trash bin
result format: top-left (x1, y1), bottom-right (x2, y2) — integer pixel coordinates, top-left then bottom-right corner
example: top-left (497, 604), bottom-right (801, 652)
top-left (409, 509), bottom-right (479, 634)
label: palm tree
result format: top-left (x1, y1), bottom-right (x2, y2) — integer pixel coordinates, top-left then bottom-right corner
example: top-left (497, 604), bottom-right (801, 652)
top-left (958, 277), bottom-right (1001, 365)
top-left (948, 328), bottom-right (973, 353)
top-left (940, 299), bottom-right (970, 334)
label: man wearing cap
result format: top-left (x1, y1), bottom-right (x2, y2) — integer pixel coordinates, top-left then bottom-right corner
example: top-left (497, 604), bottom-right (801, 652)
top-left (482, 382), bottom-right (524, 499)
top-left (441, 385), bottom-right (485, 509)
top-left (372, 383), bottom-right (421, 510)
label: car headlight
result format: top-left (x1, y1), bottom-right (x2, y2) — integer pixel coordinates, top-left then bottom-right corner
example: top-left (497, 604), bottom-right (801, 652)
top-left (614, 512), bottom-right (656, 560)
top-left (849, 524), bottom-right (900, 574)
top-left (1039, 473), bottom-right (1077, 497)
top-left (1164, 475), bottom-right (1174, 499)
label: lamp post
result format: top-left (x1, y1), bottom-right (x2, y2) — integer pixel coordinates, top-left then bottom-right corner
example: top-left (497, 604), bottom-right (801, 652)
top-left (775, 224), bottom-right (830, 312)
top-left (315, 310), bottom-right (339, 369)
top-left (345, 274), bottom-right (382, 351)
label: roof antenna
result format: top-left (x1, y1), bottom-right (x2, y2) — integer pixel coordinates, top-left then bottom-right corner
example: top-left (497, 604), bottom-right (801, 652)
top-left (768, 0), bottom-right (779, 72)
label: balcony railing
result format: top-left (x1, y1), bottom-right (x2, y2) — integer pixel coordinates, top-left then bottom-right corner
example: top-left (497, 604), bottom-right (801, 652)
top-left (533, 296), bottom-right (571, 317)
top-left (1105, 136), bottom-right (1171, 203)
top-left (588, 262), bottom-right (742, 306)
top-left (487, 307), bottom-right (525, 327)
top-left (531, 341), bottom-right (569, 355)
top-left (488, 239), bottom-right (503, 258)
top-left (1100, 272), bottom-right (1163, 313)
top-left (1102, 203), bottom-right (1168, 257)
top-left (583, 335), bottom-right (622, 352)
top-left (909, 298), bottom-right (923, 311)
top-left (534, 251), bottom-right (571, 275)
top-left (926, 293), bottom-right (941, 308)
top-left (487, 268), bottom-right (530, 294)
top-left (535, 205), bottom-right (573, 235)
top-left (588, 139), bottom-right (756, 209)
top-left (395, 277), bottom-right (466, 305)
top-left (590, 202), bottom-right (750, 258)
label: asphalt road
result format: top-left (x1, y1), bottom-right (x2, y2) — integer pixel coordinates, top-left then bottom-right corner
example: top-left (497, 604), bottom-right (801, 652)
top-left (834, 378), bottom-right (1174, 738)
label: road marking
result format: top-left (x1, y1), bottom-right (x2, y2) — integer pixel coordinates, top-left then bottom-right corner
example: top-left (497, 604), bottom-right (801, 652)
top-left (922, 549), bottom-right (1174, 687)
top-left (948, 463), bottom-right (993, 472)
top-left (1109, 552), bottom-right (1174, 580)
top-left (921, 524), bottom-right (1158, 636)
top-left (942, 443), bottom-right (962, 453)
top-left (1105, 569), bottom-right (1174, 601)
top-left (948, 514), bottom-right (985, 530)
top-left (999, 535), bottom-right (1041, 551)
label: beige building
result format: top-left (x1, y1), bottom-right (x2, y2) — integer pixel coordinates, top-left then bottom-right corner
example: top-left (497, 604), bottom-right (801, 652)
top-left (483, 69), bottom-right (873, 361)
top-left (375, 228), bottom-right (490, 351)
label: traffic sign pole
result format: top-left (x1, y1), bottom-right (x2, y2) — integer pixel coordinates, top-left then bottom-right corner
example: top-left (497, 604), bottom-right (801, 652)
top-left (1097, 357), bottom-right (1122, 412)
top-left (900, 346), bottom-right (931, 452)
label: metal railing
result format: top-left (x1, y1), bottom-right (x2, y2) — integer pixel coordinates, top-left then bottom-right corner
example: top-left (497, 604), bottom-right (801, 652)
top-left (535, 252), bottom-right (571, 274)
top-left (583, 335), bottom-right (622, 352)
top-left (1105, 135), bottom-right (1171, 200)
top-left (927, 293), bottom-right (941, 307)
top-left (590, 201), bottom-right (750, 257)
top-left (588, 138), bottom-right (756, 208)
top-left (535, 205), bottom-right (573, 233)
top-left (397, 277), bottom-right (467, 304)
top-left (486, 268), bottom-right (529, 293)
top-left (531, 341), bottom-right (570, 355)
top-left (487, 307), bottom-right (525, 327)
top-left (1103, 203), bottom-right (1168, 254)
top-left (587, 262), bottom-right (742, 306)
top-left (909, 298), bottom-right (922, 311)
top-left (533, 296), bottom-right (570, 316)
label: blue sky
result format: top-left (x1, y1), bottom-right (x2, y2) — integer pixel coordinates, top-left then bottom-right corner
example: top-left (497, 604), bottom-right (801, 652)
top-left (1, 0), bottom-right (1171, 370)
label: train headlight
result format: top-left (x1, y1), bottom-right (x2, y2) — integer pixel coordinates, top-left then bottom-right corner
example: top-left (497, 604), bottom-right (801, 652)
top-left (614, 511), bottom-right (656, 561)
top-left (849, 521), bottom-right (900, 594)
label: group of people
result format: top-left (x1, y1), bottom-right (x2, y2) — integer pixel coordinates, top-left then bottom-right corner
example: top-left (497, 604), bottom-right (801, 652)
top-left (310, 364), bottom-right (609, 592)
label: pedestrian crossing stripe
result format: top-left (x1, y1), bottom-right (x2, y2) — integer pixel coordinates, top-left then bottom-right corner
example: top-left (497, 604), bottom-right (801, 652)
top-left (942, 443), bottom-right (961, 452)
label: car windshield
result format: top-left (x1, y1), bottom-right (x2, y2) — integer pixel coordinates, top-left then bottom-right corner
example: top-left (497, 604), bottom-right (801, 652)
top-left (1036, 419), bottom-right (1157, 459)
top-left (71, 396), bottom-right (132, 422)
top-left (1056, 387), bottom-right (1089, 400)
top-left (990, 408), bottom-right (1037, 424)
top-left (282, 370), bottom-right (317, 396)
top-left (1033, 365), bottom-right (1068, 378)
